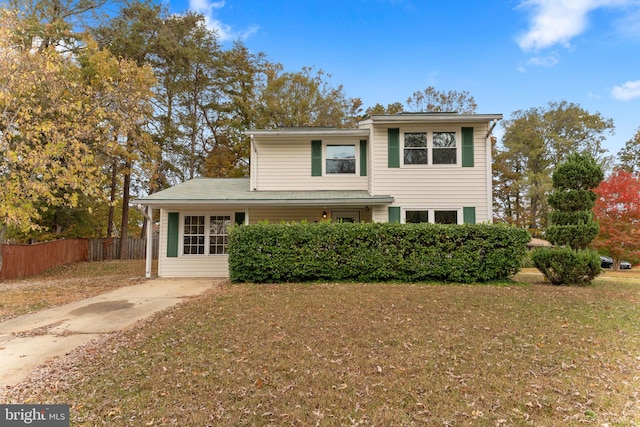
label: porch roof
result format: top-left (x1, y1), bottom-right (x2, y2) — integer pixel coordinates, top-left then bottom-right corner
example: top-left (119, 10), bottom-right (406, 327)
top-left (134, 178), bottom-right (394, 207)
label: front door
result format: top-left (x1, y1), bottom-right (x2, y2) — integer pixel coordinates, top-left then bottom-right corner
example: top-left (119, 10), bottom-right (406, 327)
top-left (331, 209), bottom-right (361, 223)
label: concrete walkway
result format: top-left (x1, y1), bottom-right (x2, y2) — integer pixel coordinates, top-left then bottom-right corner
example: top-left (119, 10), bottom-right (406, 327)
top-left (0, 278), bottom-right (219, 387)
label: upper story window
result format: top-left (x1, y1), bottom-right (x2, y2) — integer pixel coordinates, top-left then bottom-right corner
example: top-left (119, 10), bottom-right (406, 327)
top-left (402, 131), bottom-right (458, 166)
top-left (432, 132), bottom-right (457, 164)
top-left (326, 145), bottom-right (356, 174)
top-left (404, 133), bottom-right (428, 165)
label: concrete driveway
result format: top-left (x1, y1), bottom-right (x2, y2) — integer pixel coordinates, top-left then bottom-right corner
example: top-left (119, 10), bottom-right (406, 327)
top-left (0, 278), bottom-right (219, 387)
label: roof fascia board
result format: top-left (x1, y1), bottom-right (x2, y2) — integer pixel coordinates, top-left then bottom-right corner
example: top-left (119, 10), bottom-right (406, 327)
top-left (134, 197), bottom-right (394, 207)
top-left (246, 129), bottom-right (370, 138)
top-left (359, 114), bottom-right (503, 126)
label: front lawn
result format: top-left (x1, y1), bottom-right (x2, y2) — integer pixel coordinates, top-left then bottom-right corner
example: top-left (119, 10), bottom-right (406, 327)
top-left (3, 274), bottom-right (639, 426)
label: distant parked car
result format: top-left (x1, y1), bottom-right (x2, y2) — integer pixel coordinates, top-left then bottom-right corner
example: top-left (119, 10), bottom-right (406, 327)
top-left (620, 260), bottom-right (632, 270)
top-left (600, 256), bottom-right (632, 269)
top-left (600, 256), bottom-right (613, 269)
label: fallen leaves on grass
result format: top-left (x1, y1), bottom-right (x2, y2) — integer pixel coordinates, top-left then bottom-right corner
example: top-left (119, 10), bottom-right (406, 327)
top-left (2, 280), bottom-right (640, 426)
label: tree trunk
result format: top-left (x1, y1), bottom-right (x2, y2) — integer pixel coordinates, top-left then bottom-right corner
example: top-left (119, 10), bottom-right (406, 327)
top-left (119, 162), bottom-right (131, 260)
top-left (107, 161), bottom-right (117, 238)
top-left (0, 225), bottom-right (6, 273)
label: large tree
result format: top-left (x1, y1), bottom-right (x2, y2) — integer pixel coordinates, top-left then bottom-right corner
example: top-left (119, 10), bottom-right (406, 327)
top-left (7, 0), bottom-right (108, 53)
top-left (617, 127), bottom-right (640, 175)
top-left (364, 86), bottom-right (477, 116)
top-left (0, 10), bottom-right (154, 243)
top-left (495, 101), bottom-right (614, 233)
top-left (257, 66), bottom-right (362, 129)
top-left (405, 86), bottom-right (477, 113)
top-left (592, 169), bottom-right (640, 269)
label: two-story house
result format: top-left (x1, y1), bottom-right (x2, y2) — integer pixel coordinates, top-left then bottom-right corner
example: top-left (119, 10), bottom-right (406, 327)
top-left (134, 113), bottom-right (502, 278)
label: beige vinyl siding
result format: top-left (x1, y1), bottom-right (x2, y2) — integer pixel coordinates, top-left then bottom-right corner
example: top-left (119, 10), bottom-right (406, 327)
top-left (252, 137), bottom-right (368, 191)
top-left (158, 209), bottom-right (230, 278)
top-left (249, 207), bottom-right (371, 223)
top-left (370, 122), bottom-right (491, 223)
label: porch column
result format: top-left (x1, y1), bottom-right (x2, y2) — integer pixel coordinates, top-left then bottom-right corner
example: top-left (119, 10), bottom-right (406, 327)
top-left (145, 205), bottom-right (153, 278)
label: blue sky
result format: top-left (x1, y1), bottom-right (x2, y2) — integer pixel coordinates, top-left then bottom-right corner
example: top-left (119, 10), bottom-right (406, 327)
top-left (168, 0), bottom-right (640, 156)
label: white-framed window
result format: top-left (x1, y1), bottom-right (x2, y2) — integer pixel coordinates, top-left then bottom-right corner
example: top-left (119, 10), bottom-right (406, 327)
top-left (326, 144), bottom-right (356, 174)
top-left (183, 215), bottom-right (206, 255)
top-left (432, 132), bottom-right (457, 165)
top-left (404, 209), bottom-right (459, 224)
top-left (182, 213), bottom-right (231, 256)
top-left (434, 210), bottom-right (458, 224)
top-left (406, 210), bottom-right (429, 223)
top-left (404, 132), bottom-right (428, 165)
top-left (402, 130), bottom-right (458, 166)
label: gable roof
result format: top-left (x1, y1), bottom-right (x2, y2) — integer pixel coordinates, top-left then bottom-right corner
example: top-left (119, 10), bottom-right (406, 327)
top-left (134, 178), bottom-right (394, 207)
top-left (359, 113), bottom-right (503, 126)
top-left (246, 114), bottom-right (503, 138)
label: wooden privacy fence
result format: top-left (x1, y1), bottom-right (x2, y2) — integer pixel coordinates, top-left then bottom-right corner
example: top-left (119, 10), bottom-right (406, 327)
top-left (0, 239), bottom-right (88, 281)
top-left (0, 237), bottom-right (159, 281)
top-left (88, 237), bottom-right (159, 262)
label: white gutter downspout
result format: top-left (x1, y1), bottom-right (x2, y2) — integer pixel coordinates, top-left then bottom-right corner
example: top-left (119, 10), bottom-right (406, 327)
top-left (485, 119), bottom-right (499, 224)
top-left (136, 204), bottom-right (153, 278)
top-left (250, 134), bottom-right (257, 191)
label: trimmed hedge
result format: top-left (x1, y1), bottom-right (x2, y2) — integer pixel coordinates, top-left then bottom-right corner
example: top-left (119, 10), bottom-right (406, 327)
top-left (228, 222), bottom-right (530, 283)
top-left (531, 247), bottom-right (601, 286)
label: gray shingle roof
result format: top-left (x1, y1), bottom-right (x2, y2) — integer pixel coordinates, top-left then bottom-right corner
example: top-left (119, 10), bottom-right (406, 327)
top-left (134, 178), bottom-right (394, 207)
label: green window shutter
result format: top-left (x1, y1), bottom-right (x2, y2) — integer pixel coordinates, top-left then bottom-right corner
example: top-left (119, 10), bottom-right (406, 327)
top-left (235, 212), bottom-right (246, 226)
top-left (167, 212), bottom-right (179, 257)
top-left (388, 206), bottom-right (401, 223)
top-left (311, 140), bottom-right (322, 176)
top-left (388, 128), bottom-right (400, 168)
top-left (360, 139), bottom-right (367, 176)
top-left (462, 127), bottom-right (474, 167)
top-left (463, 207), bottom-right (476, 224)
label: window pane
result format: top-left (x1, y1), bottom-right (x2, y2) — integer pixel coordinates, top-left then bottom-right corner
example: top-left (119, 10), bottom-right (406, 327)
top-left (326, 145), bottom-right (356, 174)
top-left (434, 210), bottom-right (458, 224)
top-left (326, 159), bottom-right (356, 174)
top-left (404, 133), bottom-right (427, 147)
top-left (433, 132), bottom-right (456, 148)
top-left (404, 149), bottom-right (428, 164)
top-left (326, 145), bottom-right (355, 159)
top-left (406, 210), bottom-right (429, 223)
top-left (433, 148), bottom-right (456, 164)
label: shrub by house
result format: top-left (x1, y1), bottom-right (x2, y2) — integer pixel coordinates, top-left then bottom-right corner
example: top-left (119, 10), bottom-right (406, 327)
top-left (228, 222), bottom-right (530, 283)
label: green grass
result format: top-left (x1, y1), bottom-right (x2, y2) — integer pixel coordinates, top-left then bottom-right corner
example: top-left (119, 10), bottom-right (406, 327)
top-left (6, 273), bottom-right (640, 426)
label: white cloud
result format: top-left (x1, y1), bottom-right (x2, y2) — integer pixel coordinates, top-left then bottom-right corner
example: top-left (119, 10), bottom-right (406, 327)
top-left (613, 6), bottom-right (640, 38)
top-left (612, 80), bottom-right (640, 100)
top-left (526, 53), bottom-right (560, 67)
top-left (516, 52), bottom-right (559, 72)
top-left (188, 0), bottom-right (259, 42)
top-left (517, 0), bottom-right (631, 51)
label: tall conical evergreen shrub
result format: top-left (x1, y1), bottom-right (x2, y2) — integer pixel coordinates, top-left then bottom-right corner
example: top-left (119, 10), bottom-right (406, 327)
top-left (532, 153), bottom-right (604, 285)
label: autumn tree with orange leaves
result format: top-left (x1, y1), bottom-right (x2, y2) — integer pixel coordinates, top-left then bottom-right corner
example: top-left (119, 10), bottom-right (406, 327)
top-left (592, 169), bottom-right (640, 270)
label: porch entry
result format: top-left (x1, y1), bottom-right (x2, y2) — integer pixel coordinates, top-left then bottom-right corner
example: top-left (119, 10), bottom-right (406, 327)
top-left (331, 209), bottom-right (361, 223)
